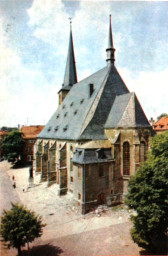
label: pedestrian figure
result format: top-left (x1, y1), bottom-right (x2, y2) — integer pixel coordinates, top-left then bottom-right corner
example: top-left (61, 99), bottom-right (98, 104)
top-left (13, 182), bottom-right (16, 189)
top-left (12, 175), bottom-right (15, 181)
top-left (22, 185), bottom-right (25, 192)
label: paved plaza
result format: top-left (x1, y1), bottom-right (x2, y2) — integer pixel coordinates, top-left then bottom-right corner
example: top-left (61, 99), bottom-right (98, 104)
top-left (0, 161), bottom-right (141, 255)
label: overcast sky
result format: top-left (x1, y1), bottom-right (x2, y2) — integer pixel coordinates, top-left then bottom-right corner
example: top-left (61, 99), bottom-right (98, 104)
top-left (0, 0), bottom-right (168, 127)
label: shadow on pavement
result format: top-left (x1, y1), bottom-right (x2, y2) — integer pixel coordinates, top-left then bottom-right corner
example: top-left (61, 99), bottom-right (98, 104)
top-left (140, 248), bottom-right (168, 255)
top-left (22, 243), bottom-right (63, 256)
top-left (11, 161), bottom-right (30, 169)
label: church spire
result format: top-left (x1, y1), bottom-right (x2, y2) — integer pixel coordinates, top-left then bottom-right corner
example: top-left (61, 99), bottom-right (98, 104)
top-left (63, 19), bottom-right (77, 88)
top-left (106, 14), bottom-right (115, 66)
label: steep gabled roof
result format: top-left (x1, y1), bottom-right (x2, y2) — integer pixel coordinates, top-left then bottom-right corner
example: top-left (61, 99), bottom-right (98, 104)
top-left (38, 64), bottom-right (129, 140)
top-left (105, 92), bottom-right (150, 128)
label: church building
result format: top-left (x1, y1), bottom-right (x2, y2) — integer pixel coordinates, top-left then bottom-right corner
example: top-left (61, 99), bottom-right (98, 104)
top-left (34, 16), bottom-right (152, 214)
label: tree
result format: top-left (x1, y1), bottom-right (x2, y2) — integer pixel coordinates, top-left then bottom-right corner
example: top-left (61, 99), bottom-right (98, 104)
top-left (1, 130), bottom-right (25, 162)
top-left (0, 203), bottom-right (46, 256)
top-left (157, 113), bottom-right (168, 121)
top-left (125, 131), bottom-right (168, 254)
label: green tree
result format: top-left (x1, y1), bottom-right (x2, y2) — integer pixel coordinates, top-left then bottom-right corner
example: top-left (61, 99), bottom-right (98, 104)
top-left (1, 130), bottom-right (25, 162)
top-left (157, 113), bottom-right (168, 121)
top-left (0, 203), bottom-right (46, 256)
top-left (125, 131), bottom-right (168, 254)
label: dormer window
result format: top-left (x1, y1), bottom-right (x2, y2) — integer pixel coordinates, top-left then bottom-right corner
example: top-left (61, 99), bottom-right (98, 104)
top-left (54, 126), bottom-right (59, 132)
top-left (74, 110), bottom-right (78, 115)
top-left (89, 83), bottom-right (94, 97)
top-left (47, 127), bottom-right (51, 132)
top-left (70, 102), bottom-right (74, 107)
top-left (78, 150), bottom-right (82, 156)
top-left (96, 149), bottom-right (106, 159)
top-left (62, 105), bottom-right (65, 109)
top-left (80, 99), bottom-right (84, 104)
top-left (64, 112), bottom-right (68, 117)
top-left (63, 125), bottom-right (68, 132)
top-left (56, 114), bottom-right (60, 119)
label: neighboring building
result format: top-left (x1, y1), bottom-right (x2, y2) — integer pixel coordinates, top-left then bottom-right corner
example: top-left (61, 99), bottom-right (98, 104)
top-left (153, 116), bottom-right (168, 133)
top-left (34, 16), bottom-right (152, 214)
top-left (0, 130), bottom-right (9, 159)
top-left (20, 125), bottom-right (44, 162)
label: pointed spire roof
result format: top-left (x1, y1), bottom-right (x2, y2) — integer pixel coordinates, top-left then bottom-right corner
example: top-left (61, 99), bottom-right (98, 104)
top-left (106, 14), bottom-right (115, 66)
top-left (63, 19), bottom-right (77, 89)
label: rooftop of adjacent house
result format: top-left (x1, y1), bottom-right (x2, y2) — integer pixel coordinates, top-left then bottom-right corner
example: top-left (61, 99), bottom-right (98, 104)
top-left (0, 130), bottom-right (9, 136)
top-left (20, 125), bottom-right (44, 139)
top-left (153, 116), bottom-right (168, 131)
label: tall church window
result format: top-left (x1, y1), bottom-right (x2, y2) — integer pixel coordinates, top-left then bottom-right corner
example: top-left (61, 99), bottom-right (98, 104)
top-left (123, 142), bottom-right (130, 175)
top-left (140, 142), bottom-right (146, 162)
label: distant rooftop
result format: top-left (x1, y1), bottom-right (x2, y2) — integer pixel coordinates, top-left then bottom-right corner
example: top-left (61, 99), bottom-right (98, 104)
top-left (153, 116), bottom-right (168, 132)
top-left (20, 125), bottom-right (45, 139)
top-left (0, 130), bottom-right (9, 136)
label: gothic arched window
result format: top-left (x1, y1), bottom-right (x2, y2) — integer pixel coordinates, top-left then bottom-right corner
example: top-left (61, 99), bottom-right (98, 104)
top-left (123, 142), bottom-right (130, 175)
top-left (140, 141), bottom-right (146, 162)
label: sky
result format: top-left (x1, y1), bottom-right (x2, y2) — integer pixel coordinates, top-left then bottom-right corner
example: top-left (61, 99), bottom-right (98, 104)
top-left (0, 0), bottom-right (168, 128)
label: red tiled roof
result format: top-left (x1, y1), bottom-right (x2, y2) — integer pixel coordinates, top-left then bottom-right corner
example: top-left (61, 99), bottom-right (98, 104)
top-left (20, 125), bottom-right (44, 139)
top-left (0, 130), bottom-right (9, 136)
top-left (153, 116), bottom-right (168, 131)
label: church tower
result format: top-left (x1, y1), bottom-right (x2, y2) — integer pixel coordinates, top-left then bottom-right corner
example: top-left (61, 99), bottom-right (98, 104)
top-left (58, 20), bottom-right (77, 105)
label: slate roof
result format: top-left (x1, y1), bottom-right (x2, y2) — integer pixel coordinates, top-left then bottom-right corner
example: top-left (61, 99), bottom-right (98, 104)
top-left (38, 17), bottom-right (151, 141)
top-left (105, 92), bottom-right (150, 128)
top-left (72, 148), bottom-right (113, 164)
top-left (38, 64), bottom-right (133, 140)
